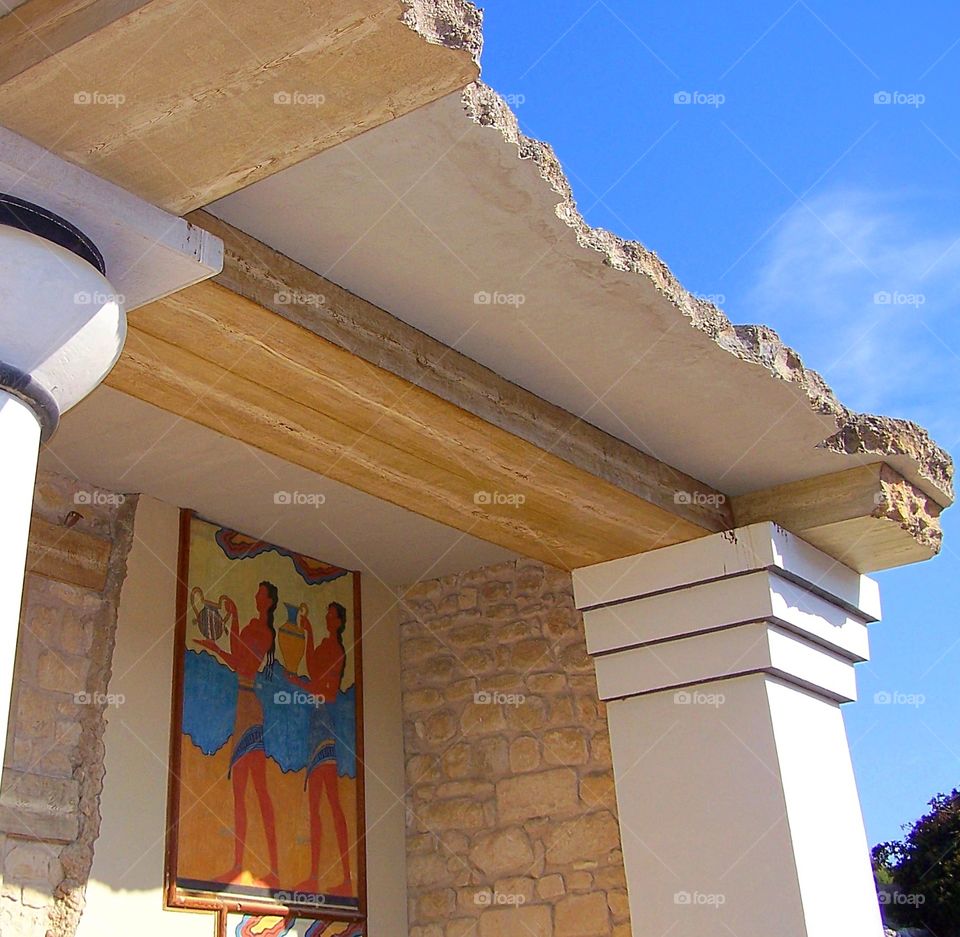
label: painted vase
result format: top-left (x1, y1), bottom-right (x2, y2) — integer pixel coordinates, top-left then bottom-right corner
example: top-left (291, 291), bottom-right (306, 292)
top-left (190, 586), bottom-right (228, 641)
top-left (279, 602), bottom-right (307, 673)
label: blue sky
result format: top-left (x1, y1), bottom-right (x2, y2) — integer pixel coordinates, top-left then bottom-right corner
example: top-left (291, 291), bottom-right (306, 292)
top-left (478, 0), bottom-right (960, 846)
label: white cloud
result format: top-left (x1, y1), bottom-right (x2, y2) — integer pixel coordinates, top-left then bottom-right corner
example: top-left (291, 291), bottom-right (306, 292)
top-left (743, 188), bottom-right (960, 446)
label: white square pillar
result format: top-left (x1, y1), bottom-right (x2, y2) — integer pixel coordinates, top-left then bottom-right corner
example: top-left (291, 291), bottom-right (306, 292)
top-left (573, 522), bottom-right (884, 937)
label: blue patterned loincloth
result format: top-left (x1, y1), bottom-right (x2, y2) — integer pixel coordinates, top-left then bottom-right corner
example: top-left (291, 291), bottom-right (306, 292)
top-left (228, 723), bottom-right (265, 778)
top-left (304, 703), bottom-right (336, 787)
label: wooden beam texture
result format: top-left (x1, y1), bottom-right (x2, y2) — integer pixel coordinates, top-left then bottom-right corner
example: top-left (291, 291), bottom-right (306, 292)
top-left (186, 211), bottom-right (733, 533)
top-left (107, 281), bottom-right (726, 570)
top-left (108, 213), bottom-right (931, 572)
top-left (0, 0), bottom-right (478, 213)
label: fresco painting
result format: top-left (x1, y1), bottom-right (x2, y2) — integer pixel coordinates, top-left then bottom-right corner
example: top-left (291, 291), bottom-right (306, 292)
top-left (166, 513), bottom-right (364, 925)
top-left (226, 913), bottom-right (363, 936)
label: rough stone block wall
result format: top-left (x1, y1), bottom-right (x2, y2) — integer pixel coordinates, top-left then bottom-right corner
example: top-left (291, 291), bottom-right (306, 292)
top-left (0, 471), bottom-right (136, 936)
top-left (399, 558), bottom-right (632, 937)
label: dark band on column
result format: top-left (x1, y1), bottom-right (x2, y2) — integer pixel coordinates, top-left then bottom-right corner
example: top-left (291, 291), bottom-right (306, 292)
top-left (0, 193), bottom-right (106, 274)
top-left (0, 362), bottom-right (60, 440)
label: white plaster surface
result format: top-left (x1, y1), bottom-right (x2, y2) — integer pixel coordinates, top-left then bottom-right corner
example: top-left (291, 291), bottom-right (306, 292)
top-left (583, 570), bottom-right (870, 662)
top-left (573, 521), bottom-right (881, 618)
top-left (579, 526), bottom-right (884, 936)
top-left (78, 496), bottom-right (210, 937)
top-left (593, 621), bottom-right (859, 704)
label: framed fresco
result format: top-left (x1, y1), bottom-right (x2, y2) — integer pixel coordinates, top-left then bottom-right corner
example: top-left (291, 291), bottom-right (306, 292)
top-left (221, 912), bottom-right (364, 937)
top-left (166, 511), bottom-right (365, 928)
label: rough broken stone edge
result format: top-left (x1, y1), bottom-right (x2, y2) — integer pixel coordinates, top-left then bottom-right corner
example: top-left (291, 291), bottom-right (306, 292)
top-left (459, 82), bottom-right (955, 505)
top-left (48, 492), bottom-right (139, 937)
top-left (877, 465), bottom-right (943, 555)
top-left (401, 0), bottom-right (483, 62)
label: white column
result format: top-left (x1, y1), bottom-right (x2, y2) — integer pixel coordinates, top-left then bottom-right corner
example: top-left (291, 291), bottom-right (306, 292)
top-left (0, 393), bottom-right (42, 756)
top-left (0, 211), bottom-right (126, 770)
top-left (573, 522), bottom-right (884, 937)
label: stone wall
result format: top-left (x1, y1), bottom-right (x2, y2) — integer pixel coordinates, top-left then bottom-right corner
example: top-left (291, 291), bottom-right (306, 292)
top-left (0, 470), bottom-right (136, 936)
top-left (399, 558), bottom-right (632, 937)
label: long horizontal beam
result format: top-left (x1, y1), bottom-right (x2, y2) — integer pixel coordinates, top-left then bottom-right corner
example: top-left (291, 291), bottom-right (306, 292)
top-left (105, 285), bottom-right (948, 572)
top-left (106, 280), bottom-right (727, 570)
top-left (170, 213), bottom-right (937, 573)
top-left (0, 0), bottom-right (479, 213)
top-left (186, 211), bottom-right (733, 532)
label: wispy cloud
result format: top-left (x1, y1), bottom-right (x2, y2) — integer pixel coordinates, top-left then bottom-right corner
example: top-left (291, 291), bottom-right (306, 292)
top-left (744, 188), bottom-right (960, 447)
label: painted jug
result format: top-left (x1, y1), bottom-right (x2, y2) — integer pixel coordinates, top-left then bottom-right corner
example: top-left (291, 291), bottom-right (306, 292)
top-left (279, 602), bottom-right (308, 673)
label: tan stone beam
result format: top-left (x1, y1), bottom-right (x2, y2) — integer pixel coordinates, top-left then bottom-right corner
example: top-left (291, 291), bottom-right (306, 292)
top-left (26, 516), bottom-right (112, 592)
top-left (0, 0), bottom-right (479, 213)
top-left (185, 210), bottom-right (734, 535)
top-left (105, 281), bottom-right (719, 570)
top-left (731, 463), bottom-right (942, 573)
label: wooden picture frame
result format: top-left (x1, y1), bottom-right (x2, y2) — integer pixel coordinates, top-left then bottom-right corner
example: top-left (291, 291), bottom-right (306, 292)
top-left (165, 510), bottom-right (366, 929)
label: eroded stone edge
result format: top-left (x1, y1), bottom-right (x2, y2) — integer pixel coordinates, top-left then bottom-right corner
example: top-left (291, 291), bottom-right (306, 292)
top-left (401, 0), bottom-right (483, 62)
top-left (459, 81), bottom-right (955, 506)
top-left (48, 493), bottom-right (139, 937)
top-left (876, 464), bottom-right (943, 555)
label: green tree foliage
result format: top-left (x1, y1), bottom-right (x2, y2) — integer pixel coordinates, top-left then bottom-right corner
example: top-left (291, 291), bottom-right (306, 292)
top-left (873, 789), bottom-right (960, 935)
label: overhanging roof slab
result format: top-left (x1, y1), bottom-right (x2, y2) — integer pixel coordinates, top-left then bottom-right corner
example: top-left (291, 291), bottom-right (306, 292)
top-left (208, 84), bottom-right (952, 511)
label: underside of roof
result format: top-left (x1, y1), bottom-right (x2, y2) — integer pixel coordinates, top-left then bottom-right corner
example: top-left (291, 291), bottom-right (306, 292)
top-left (208, 80), bottom-right (953, 510)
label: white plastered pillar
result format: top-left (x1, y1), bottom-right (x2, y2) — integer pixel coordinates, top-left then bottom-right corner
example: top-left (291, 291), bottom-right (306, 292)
top-left (0, 205), bottom-right (126, 768)
top-left (573, 521), bottom-right (884, 937)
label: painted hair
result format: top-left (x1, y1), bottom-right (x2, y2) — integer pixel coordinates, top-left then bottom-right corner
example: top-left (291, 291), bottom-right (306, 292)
top-left (261, 581), bottom-right (279, 676)
top-left (329, 601), bottom-right (347, 639)
top-left (328, 601), bottom-right (348, 688)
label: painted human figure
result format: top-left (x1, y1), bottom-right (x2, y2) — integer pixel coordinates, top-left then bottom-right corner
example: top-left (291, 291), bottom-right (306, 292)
top-left (292, 601), bottom-right (353, 896)
top-left (195, 581), bottom-right (281, 888)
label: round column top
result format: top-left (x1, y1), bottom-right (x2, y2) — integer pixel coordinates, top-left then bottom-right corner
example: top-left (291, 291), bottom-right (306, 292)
top-left (0, 193), bottom-right (105, 274)
top-left (0, 217), bottom-right (125, 440)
